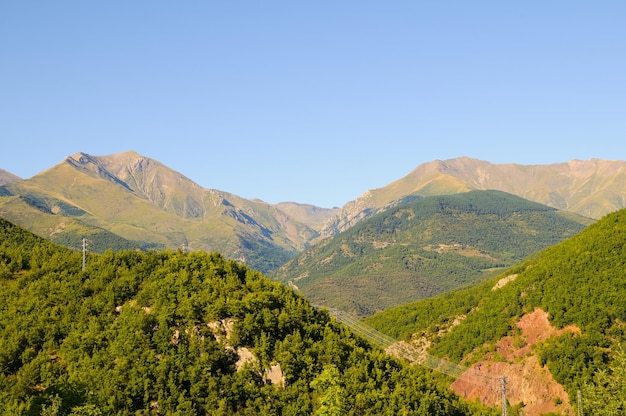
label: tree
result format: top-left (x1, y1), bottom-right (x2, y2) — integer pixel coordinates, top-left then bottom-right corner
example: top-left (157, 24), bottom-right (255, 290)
top-left (311, 364), bottom-right (345, 416)
top-left (583, 344), bottom-right (626, 415)
top-left (69, 404), bottom-right (104, 416)
top-left (41, 395), bottom-right (62, 416)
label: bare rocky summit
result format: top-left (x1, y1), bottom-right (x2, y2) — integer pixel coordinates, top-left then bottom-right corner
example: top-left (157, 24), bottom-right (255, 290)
top-left (0, 169), bottom-right (21, 186)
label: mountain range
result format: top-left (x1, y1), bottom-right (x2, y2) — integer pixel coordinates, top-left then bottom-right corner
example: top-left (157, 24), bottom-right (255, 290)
top-left (322, 156), bottom-right (626, 236)
top-left (1, 152), bottom-right (626, 275)
top-left (0, 151), bottom-right (338, 273)
top-left (2, 151), bottom-right (626, 414)
top-left (273, 190), bottom-right (591, 315)
top-left (2, 173), bottom-right (625, 414)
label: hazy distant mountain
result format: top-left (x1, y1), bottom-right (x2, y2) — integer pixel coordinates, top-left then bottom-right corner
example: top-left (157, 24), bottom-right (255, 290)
top-left (0, 151), bottom-right (338, 273)
top-left (274, 202), bottom-right (340, 231)
top-left (322, 157), bottom-right (626, 236)
top-left (273, 190), bottom-right (591, 316)
top-left (0, 169), bottom-right (20, 185)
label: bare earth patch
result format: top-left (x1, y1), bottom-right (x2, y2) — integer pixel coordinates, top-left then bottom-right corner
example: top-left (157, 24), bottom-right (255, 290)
top-left (424, 243), bottom-right (499, 261)
top-left (235, 347), bottom-right (256, 371)
top-left (264, 363), bottom-right (285, 386)
top-left (492, 274), bottom-right (518, 291)
top-left (208, 318), bottom-right (284, 386)
top-left (450, 308), bottom-right (580, 416)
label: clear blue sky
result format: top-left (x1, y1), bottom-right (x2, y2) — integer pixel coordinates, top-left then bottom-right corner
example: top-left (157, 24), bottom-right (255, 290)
top-left (1, 2), bottom-right (625, 208)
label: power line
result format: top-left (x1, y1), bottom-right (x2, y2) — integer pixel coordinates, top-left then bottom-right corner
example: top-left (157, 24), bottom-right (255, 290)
top-left (330, 308), bottom-right (501, 391)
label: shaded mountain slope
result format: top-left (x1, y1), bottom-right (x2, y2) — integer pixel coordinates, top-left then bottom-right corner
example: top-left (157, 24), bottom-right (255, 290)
top-left (0, 194), bottom-right (162, 252)
top-left (273, 190), bottom-right (591, 316)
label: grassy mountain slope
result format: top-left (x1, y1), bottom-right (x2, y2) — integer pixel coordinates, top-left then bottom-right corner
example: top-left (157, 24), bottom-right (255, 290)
top-left (365, 207), bottom-right (626, 414)
top-left (0, 194), bottom-right (162, 252)
top-left (323, 157), bottom-right (626, 237)
top-left (273, 190), bottom-right (591, 316)
top-left (0, 218), bottom-right (495, 415)
top-left (0, 151), bottom-right (337, 273)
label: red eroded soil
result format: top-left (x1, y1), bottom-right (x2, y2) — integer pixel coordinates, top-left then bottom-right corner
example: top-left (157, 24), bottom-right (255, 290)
top-left (450, 308), bottom-right (580, 416)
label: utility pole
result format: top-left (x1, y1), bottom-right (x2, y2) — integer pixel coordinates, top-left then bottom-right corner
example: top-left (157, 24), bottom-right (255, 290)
top-left (577, 390), bottom-right (583, 416)
top-left (501, 376), bottom-right (508, 416)
top-left (82, 238), bottom-right (87, 271)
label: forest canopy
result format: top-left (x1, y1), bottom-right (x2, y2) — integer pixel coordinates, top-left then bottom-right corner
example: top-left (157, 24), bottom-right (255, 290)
top-left (0, 218), bottom-right (494, 415)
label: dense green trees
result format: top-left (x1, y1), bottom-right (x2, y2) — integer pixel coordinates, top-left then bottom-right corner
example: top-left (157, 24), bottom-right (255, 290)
top-left (0, 218), bottom-right (490, 415)
top-left (582, 345), bottom-right (626, 415)
top-left (311, 365), bottom-right (345, 415)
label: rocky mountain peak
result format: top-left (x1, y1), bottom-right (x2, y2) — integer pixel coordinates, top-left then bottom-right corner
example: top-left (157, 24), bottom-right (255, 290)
top-left (0, 169), bottom-right (21, 185)
top-left (65, 152), bottom-right (134, 192)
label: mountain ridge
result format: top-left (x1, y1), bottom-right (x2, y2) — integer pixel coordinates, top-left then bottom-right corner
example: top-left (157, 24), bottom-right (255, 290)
top-left (2, 152), bottom-right (625, 275)
top-left (322, 156), bottom-right (626, 236)
top-left (0, 151), bottom-right (338, 273)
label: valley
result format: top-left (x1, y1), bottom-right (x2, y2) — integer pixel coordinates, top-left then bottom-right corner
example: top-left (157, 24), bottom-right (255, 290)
top-left (273, 190), bottom-right (590, 315)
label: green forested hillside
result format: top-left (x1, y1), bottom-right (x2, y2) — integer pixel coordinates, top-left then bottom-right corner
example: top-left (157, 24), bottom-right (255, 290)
top-left (273, 190), bottom-right (590, 316)
top-left (0, 218), bottom-right (495, 415)
top-left (366, 207), bottom-right (626, 413)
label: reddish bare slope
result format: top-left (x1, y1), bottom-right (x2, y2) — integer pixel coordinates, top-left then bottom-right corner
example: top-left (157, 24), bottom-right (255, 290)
top-left (451, 309), bottom-right (580, 416)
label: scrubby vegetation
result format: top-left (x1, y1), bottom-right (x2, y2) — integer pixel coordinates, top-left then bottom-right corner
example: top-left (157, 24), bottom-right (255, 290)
top-left (0, 218), bottom-right (496, 415)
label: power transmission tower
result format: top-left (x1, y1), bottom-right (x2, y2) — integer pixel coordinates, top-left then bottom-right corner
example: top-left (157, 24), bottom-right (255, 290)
top-left (577, 390), bottom-right (583, 416)
top-left (501, 376), bottom-right (508, 416)
top-left (82, 238), bottom-right (88, 271)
